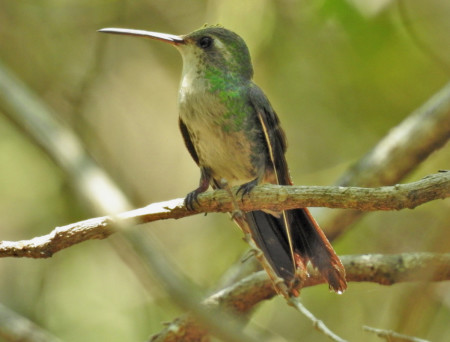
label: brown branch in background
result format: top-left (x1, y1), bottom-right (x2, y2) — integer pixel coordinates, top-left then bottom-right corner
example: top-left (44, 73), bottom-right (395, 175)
top-left (148, 271), bottom-right (275, 342)
top-left (321, 81), bottom-right (450, 240)
top-left (122, 229), bottom-right (262, 342)
top-left (0, 171), bottom-right (448, 259)
top-left (342, 253), bottom-right (450, 285)
top-left (150, 253), bottom-right (450, 342)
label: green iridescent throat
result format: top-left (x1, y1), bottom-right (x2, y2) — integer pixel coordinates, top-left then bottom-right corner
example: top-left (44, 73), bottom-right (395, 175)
top-left (204, 66), bottom-right (248, 133)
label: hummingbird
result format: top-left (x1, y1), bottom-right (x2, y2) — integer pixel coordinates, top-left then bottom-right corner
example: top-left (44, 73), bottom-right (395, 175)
top-left (99, 25), bottom-right (347, 294)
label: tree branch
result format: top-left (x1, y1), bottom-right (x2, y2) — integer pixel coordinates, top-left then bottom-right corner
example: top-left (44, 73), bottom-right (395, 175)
top-left (363, 325), bottom-right (430, 342)
top-left (287, 298), bottom-right (348, 342)
top-left (150, 253), bottom-right (450, 342)
top-left (322, 81), bottom-right (450, 239)
top-left (0, 60), bottom-right (132, 215)
top-left (0, 303), bottom-right (62, 342)
top-left (0, 172), bottom-right (448, 259)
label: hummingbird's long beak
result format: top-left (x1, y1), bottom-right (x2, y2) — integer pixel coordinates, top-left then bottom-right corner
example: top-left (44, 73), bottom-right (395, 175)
top-left (98, 28), bottom-right (184, 45)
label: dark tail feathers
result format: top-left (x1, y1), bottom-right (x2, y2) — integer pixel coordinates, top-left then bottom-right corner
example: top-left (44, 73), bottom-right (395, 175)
top-left (245, 208), bottom-right (347, 293)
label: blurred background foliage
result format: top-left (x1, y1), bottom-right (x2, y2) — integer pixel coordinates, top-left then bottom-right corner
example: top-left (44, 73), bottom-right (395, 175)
top-left (0, 0), bottom-right (449, 341)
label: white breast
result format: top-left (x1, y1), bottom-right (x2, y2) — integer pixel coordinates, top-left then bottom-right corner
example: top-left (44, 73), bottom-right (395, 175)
top-left (179, 90), bottom-right (258, 187)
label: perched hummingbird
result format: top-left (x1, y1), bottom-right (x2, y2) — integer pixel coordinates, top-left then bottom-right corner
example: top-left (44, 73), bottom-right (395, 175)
top-left (99, 25), bottom-right (347, 294)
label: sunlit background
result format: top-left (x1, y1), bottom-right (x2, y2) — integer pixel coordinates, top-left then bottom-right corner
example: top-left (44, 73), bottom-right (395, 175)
top-left (0, 1), bottom-right (449, 341)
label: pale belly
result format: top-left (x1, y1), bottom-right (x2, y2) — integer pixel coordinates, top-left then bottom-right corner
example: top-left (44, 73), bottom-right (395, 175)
top-left (191, 123), bottom-right (259, 187)
top-left (179, 82), bottom-right (266, 187)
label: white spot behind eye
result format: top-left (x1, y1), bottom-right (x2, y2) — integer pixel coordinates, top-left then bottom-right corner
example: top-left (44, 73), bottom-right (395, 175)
top-left (212, 39), bottom-right (231, 60)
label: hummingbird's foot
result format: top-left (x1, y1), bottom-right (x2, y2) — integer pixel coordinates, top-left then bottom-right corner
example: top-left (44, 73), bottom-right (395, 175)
top-left (236, 178), bottom-right (258, 200)
top-left (184, 190), bottom-right (202, 211)
top-left (184, 167), bottom-right (211, 210)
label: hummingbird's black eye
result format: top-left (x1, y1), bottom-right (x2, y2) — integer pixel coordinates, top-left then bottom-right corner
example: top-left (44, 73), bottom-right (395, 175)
top-left (198, 36), bottom-right (213, 49)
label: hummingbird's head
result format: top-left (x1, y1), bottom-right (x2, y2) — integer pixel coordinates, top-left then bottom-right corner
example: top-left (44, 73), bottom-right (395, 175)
top-left (179, 26), bottom-right (253, 81)
top-left (98, 25), bottom-right (254, 82)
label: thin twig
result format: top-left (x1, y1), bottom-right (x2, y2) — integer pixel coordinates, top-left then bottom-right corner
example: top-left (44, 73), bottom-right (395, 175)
top-left (363, 325), bottom-right (430, 342)
top-left (288, 297), bottom-right (347, 342)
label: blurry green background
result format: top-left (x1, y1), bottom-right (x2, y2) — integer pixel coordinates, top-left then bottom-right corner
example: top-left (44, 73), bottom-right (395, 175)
top-left (0, 0), bottom-right (449, 341)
